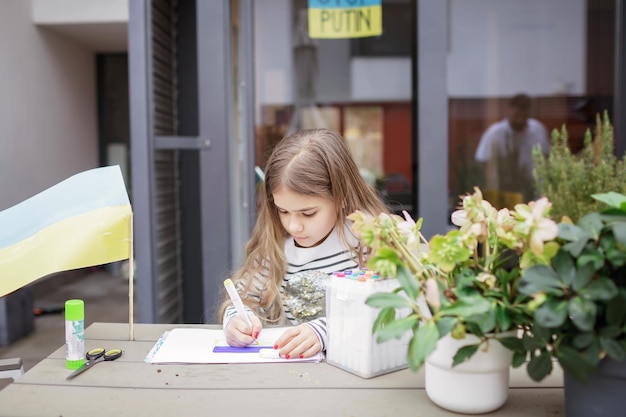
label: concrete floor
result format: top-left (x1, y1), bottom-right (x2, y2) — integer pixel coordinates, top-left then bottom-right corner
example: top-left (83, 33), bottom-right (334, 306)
top-left (0, 266), bottom-right (132, 390)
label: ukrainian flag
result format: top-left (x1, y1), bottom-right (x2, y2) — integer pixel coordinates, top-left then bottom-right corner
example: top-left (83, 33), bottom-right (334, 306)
top-left (0, 166), bottom-right (132, 297)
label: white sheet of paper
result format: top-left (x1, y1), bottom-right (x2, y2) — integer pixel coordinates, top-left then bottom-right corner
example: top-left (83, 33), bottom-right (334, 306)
top-left (146, 327), bottom-right (324, 364)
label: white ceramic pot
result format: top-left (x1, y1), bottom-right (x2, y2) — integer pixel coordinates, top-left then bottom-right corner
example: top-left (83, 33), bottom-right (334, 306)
top-left (425, 331), bottom-right (515, 414)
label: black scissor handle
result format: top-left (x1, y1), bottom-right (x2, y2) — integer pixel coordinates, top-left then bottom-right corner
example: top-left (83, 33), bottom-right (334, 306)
top-left (86, 348), bottom-right (106, 361)
top-left (86, 348), bottom-right (122, 362)
top-left (103, 348), bottom-right (122, 361)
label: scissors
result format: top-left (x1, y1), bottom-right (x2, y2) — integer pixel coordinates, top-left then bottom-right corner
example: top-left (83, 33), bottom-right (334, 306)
top-left (66, 347), bottom-right (123, 380)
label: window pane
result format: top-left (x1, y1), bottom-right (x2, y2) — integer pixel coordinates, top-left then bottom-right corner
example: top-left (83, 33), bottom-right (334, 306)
top-left (254, 0), bottom-right (414, 215)
top-left (447, 0), bottom-right (614, 214)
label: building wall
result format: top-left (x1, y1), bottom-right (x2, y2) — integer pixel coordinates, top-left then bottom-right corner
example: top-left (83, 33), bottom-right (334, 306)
top-left (32, 0), bottom-right (128, 23)
top-left (0, 0), bottom-right (98, 210)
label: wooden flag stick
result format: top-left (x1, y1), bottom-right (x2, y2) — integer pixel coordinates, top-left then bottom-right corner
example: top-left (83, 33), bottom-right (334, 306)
top-left (129, 212), bottom-right (134, 341)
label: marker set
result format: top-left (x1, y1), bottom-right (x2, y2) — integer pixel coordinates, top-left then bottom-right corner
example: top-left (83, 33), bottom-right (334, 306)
top-left (325, 270), bottom-right (411, 378)
top-left (332, 269), bottom-right (381, 281)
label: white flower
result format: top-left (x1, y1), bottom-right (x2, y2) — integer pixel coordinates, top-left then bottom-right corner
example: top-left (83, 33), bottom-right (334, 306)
top-left (521, 198), bottom-right (559, 255)
top-left (476, 272), bottom-right (497, 289)
top-left (424, 278), bottom-right (441, 309)
top-left (451, 209), bottom-right (467, 227)
top-left (397, 210), bottom-right (417, 245)
top-left (496, 208), bottom-right (511, 225)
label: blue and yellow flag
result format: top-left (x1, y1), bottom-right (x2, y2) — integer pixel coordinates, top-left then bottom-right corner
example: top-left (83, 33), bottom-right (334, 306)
top-left (0, 166), bottom-right (132, 297)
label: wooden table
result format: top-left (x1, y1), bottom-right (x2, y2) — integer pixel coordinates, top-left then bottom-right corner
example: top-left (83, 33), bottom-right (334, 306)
top-left (0, 323), bottom-right (565, 417)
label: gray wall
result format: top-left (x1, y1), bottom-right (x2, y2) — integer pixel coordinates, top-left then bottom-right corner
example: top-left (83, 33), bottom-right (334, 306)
top-left (0, 0), bottom-right (98, 211)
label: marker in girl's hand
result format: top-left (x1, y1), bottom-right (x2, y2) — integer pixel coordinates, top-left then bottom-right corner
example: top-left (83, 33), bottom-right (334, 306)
top-left (223, 279), bottom-right (253, 328)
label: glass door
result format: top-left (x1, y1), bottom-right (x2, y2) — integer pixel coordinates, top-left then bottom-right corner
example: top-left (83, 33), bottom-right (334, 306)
top-left (447, 0), bottom-right (615, 214)
top-left (252, 0), bottom-right (415, 216)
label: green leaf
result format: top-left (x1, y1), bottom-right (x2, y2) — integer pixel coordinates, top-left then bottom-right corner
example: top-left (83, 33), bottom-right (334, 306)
top-left (556, 346), bottom-right (596, 384)
top-left (543, 240), bottom-right (560, 259)
top-left (592, 191), bottom-right (626, 210)
top-left (455, 271), bottom-right (478, 292)
top-left (407, 321), bottom-right (440, 371)
top-left (375, 246), bottom-right (404, 263)
top-left (601, 337), bottom-right (626, 362)
top-left (579, 277), bottom-right (619, 301)
top-left (466, 304), bottom-right (497, 334)
top-left (372, 307), bottom-right (396, 334)
top-left (496, 267), bottom-right (518, 286)
top-left (435, 316), bottom-right (456, 338)
top-left (365, 292), bottom-right (413, 309)
top-left (600, 209), bottom-right (626, 218)
top-left (527, 350), bottom-right (553, 382)
top-left (563, 239), bottom-right (591, 259)
top-left (498, 336), bottom-right (524, 353)
top-left (599, 325), bottom-right (623, 339)
top-left (578, 212), bottom-right (604, 240)
top-left (452, 344), bottom-right (480, 367)
top-left (606, 293), bottom-right (626, 326)
top-left (439, 295), bottom-right (491, 317)
top-left (581, 339), bottom-right (602, 367)
top-left (512, 351), bottom-right (527, 368)
top-left (522, 330), bottom-right (548, 351)
top-left (534, 299), bottom-right (568, 328)
top-left (395, 264), bottom-right (419, 301)
top-left (463, 322), bottom-right (482, 338)
top-left (495, 304), bottom-right (512, 331)
top-left (578, 247), bottom-right (606, 271)
top-left (613, 223), bottom-right (626, 247)
top-left (572, 262), bottom-right (596, 292)
top-left (572, 333), bottom-right (595, 349)
top-left (518, 265), bottom-right (564, 296)
top-left (568, 296), bottom-right (597, 332)
top-left (558, 223), bottom-right (588, 242)
top-left (606, 245), bottom-right (626, 267)
top-left (531, 324), bottom-right (552, 344)
top-left (368, 258), bottom-right (397, 278)
top-left (558, 223), bottom-right (592, 258)
top-left (374, 315), bottom-right (418, 343)
top-left (583, 211), bottom-right (607, 233)
top-left (551, 250), bottom-right (576, 286)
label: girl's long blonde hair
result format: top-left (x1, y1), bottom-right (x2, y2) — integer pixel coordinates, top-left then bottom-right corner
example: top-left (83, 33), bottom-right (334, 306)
top-left (218, 128), bottom-right (388, 322)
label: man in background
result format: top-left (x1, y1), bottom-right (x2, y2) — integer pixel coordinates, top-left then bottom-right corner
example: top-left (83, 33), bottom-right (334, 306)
top-left (475, 93), bottom-right (550, 204)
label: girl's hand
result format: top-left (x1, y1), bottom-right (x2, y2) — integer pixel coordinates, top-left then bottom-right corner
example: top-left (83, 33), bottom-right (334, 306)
top-left (273, 324), bottom-right (321, 359)
top-left (224, 314), bottom-right (263, 347)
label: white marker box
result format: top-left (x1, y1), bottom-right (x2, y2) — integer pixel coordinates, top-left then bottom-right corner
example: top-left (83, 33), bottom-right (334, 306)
top-left (326, 276), bottom-right (411, 378)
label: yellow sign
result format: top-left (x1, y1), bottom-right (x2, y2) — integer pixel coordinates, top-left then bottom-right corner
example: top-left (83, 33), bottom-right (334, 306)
top-left (308, 0), bottom-right (382, 39)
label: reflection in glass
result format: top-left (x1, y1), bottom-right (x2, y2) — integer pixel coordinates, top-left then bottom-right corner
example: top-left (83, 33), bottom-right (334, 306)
top-left (448, 0), bottom-right (615, 216)
top-left (254, 0), bottom-right (414, 216)
top-left (344, 106), bottom-right (383, 185)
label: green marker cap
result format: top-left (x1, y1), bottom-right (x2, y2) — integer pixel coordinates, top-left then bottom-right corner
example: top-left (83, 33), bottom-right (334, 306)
top-left (65, 299), bottom-right (84, 321)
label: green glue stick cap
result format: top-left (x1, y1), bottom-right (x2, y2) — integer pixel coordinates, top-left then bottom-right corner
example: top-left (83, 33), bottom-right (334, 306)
top-left (65, 299), bottom-right (84, 320)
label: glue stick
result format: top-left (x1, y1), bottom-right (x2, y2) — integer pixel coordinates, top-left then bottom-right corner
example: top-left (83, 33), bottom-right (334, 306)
top-left (65, 299), bottom-right (85, 370)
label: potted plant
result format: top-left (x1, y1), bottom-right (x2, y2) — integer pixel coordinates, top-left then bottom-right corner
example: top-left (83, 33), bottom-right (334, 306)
top-left (348, 187), bottom-right (559, 414)
top-left (516, 191), bottom-right (626, 417)
top-left (532, 111), bottom-right (626, 223)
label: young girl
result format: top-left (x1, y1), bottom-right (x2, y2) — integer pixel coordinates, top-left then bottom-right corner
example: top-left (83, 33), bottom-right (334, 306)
top-left (219, 128), bottom-right (388, 359)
